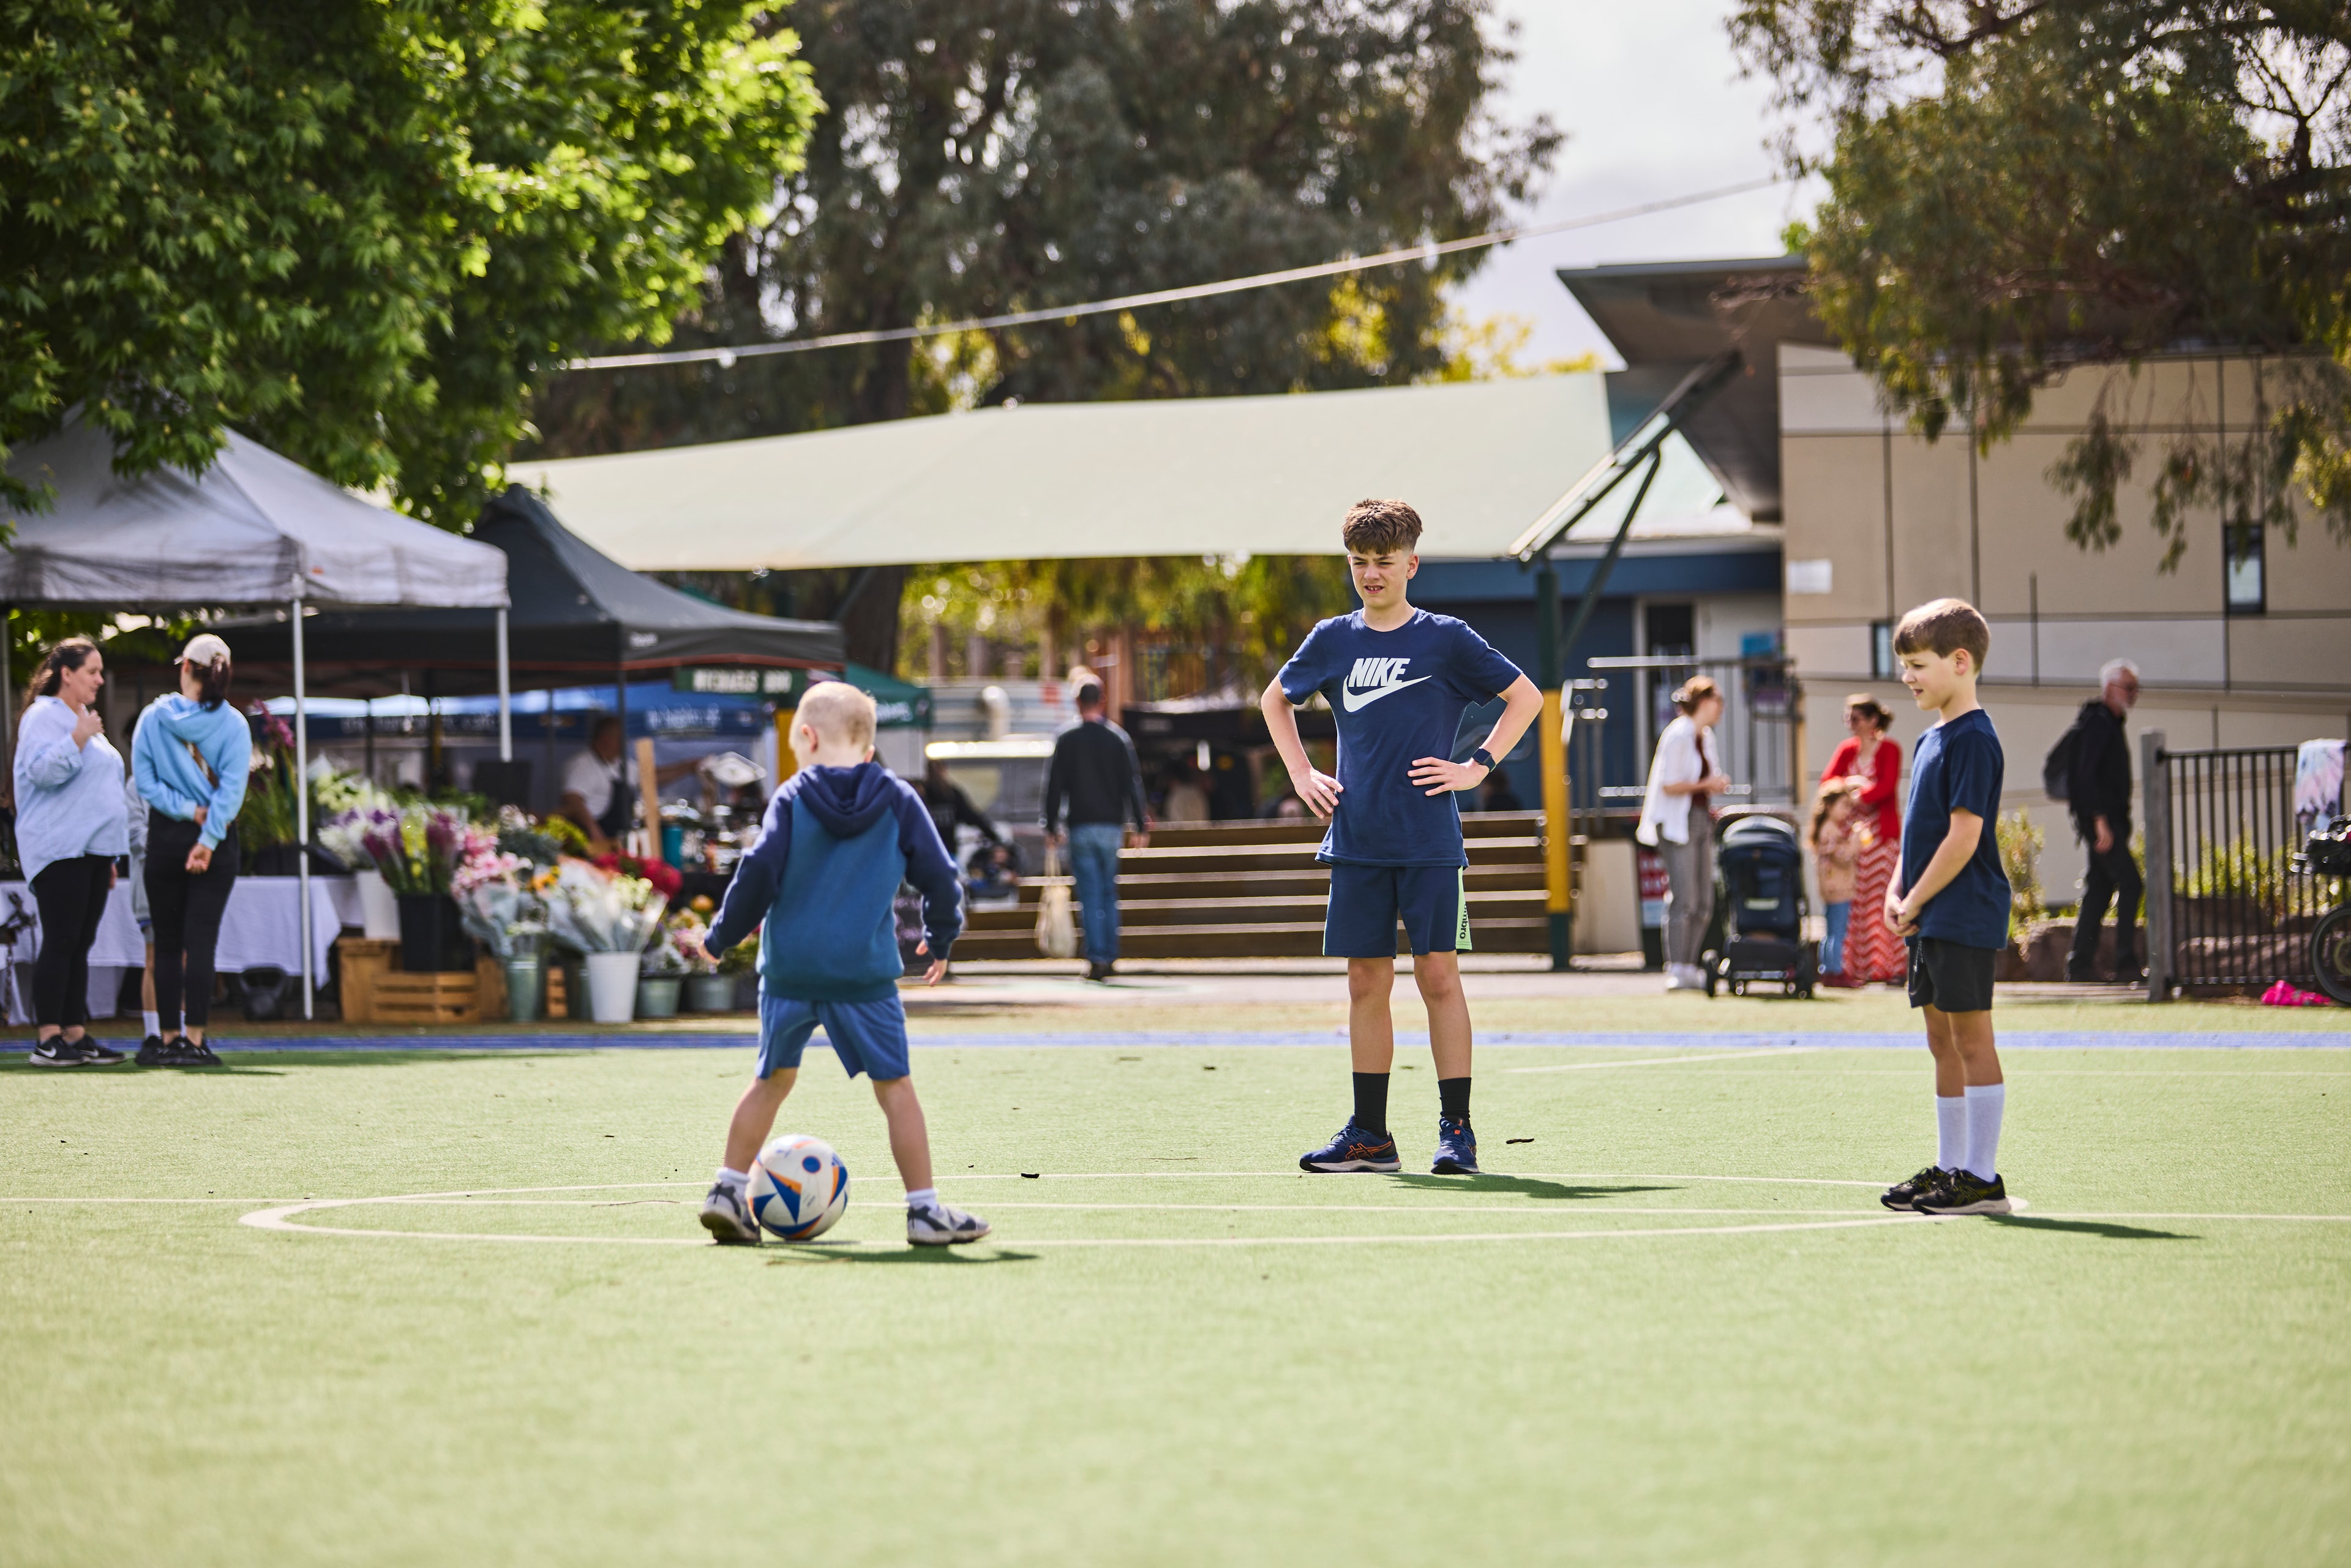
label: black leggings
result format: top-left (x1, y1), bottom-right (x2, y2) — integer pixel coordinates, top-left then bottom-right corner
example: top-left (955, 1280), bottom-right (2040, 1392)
top-left (146, 818), bottom-right (239, 1032)
top-left (30, 855), bottom-right (114, 1031)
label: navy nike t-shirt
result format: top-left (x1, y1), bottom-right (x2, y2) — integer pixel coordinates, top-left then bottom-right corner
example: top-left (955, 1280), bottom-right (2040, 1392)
top-left (1277, 609), bottom-right (1523, 866)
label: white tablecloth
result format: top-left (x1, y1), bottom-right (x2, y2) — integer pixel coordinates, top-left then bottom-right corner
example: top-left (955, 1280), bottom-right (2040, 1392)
top-left (1, 876), bottom-right (364, 1023)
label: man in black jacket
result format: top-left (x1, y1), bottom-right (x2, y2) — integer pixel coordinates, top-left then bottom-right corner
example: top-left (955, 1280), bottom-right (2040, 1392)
top-left (2068, 658), bottom-right (2143, 982)
top-left (1043, 680), bottom-right (1152, 980)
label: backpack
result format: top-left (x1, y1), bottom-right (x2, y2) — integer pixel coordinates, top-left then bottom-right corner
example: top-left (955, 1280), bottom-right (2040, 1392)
top-left (2043, 713), bottom-right (2088, 801)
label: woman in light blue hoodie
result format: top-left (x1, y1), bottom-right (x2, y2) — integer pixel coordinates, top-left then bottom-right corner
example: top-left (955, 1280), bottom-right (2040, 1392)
top-left (14, 637), bottom-right (130, 1067)
top-left (130, 634), bottom-right (250, 1068)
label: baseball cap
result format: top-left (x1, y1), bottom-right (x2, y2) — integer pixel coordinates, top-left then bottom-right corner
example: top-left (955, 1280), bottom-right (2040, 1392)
top-left (177, 633), bottom-right (232, 667)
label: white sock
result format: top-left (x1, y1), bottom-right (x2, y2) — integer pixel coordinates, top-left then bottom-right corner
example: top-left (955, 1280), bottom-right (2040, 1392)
top-left (716, 1166), bottom-right (749, 1190)
top-left (1963, 1084), bottom-right (2005, 1180)
top-left (1935, 1095), bottom-right (1967, 1171)
top-left (905, 1187), bottom-right (938, 1210)
top-left (141, 1010), bottom-right (160, 1037)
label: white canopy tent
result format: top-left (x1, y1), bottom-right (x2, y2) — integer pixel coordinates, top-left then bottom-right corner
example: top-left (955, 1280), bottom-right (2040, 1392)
top-left (504, 371), bottom-right (1730, 571)
top-left (2, 411), bottom-right (511, 1017)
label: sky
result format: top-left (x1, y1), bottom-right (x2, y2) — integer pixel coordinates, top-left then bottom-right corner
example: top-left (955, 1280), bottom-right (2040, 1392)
top-left (1447, 0), bottom-right (1827, 369)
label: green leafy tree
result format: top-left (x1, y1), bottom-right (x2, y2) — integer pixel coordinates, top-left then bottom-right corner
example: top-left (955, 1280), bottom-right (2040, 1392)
top-left (1, 1), bottom-right (817, 527)
top-left (526, 0), bottom-right (1558, 454)
top-left (1733, 1), bottom-right (2351, 565)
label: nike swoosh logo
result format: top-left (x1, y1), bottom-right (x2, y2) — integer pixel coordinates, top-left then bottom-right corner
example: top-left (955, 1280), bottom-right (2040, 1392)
top-left (1341, 675), bottom-right (1432, 711)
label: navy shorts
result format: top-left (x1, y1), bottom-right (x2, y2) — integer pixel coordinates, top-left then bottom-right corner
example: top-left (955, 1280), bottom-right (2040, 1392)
top-left (1322, 862), bottom-right (1472, 958)
top-left (756, 991), bottom-right (913, 1081)
top-left (1908, 937), bottom-right (1997, 1013)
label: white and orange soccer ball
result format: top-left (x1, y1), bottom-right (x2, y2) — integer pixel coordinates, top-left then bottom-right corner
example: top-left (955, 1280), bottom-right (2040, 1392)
top-left (749, 1135), bottom-right (850, 1242)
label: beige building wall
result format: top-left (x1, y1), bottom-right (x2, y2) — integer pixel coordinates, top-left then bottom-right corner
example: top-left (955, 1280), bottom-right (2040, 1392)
top-left (1777, 343), bottom-right (2351, 902)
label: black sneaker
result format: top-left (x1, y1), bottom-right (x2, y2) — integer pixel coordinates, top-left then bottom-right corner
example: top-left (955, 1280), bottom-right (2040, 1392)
top-left (1880, 1166), bottom-right (1946, 1212)
top-left (176, 1040), bottom-right (225, 1068)
top-left (73, 1038), bottom-right (128, 1065)
top-left (29, 1040), bottom-right (96, 1067)
top-left (135, 1035), bottom-right (179, 1067)
top-left (1913, 1169), bottom-right (2012, 1215)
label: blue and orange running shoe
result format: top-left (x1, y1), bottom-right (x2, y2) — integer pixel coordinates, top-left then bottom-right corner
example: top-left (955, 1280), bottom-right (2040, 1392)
top-left (1430, 1116), bottom-right (1479, 1175)
top-left (1299, 1120), bottom-right (1401, 1173)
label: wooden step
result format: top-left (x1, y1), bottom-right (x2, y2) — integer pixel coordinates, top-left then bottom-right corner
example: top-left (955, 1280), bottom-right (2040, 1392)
top-left (996, 864), bottom-right (1551, 906)
top-left (964, 889), bottom-right (1551, 932)
top-left (950, 917), bottom-right (1553, 960)
top-left (1136, 811), bottom-right (1542, 848)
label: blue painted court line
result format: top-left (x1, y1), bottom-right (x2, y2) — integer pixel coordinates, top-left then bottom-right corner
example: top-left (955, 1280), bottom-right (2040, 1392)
top-left (4, 1028), bottom-right (2344, 1052)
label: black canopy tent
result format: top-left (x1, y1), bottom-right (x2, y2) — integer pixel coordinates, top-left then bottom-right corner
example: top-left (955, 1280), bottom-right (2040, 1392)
top-left (220, 486), bottom-right (846, 801)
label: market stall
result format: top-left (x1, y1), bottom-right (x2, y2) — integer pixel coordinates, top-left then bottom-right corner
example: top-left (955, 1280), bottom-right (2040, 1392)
top-left (1, 411), bottom-right (511, 1016)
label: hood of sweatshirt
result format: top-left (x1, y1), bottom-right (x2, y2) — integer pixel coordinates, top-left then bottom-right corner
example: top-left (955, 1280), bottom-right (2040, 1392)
top-left (789, 762), bottom-right (900, 838)
top-left (147, 693), bottom-right (230, 739)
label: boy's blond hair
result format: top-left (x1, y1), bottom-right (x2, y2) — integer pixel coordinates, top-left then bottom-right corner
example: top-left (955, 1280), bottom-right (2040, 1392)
top-left (1892, 598), bottom-right (1991, 672)
top-left (797, 680), bottom-right (877, 749)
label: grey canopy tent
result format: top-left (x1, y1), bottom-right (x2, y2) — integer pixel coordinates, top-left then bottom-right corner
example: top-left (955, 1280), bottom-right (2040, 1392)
top-left (1, 410), bottom-right (511, 1018)
top-left (221, 485), bottom-right (844, 696)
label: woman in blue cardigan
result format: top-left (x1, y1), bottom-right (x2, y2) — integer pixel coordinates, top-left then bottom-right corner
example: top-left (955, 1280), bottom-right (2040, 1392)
top-left (130, 634), bottom-right (249, 1068)
top-left (14, 637), bottom-right (130, 1067)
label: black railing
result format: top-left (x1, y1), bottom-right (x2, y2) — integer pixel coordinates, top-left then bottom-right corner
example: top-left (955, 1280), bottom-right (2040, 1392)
top-left (2148, 738), bottom-right (2330, 993)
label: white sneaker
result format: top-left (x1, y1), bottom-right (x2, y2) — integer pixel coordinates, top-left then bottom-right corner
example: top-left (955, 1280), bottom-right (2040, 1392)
top-left (1663, 967), bottom-right (1686, 991)
top-left (907, 1201), bottom-right (991, 1246)
top-left (698, 1181), bottom-right (761, 1245)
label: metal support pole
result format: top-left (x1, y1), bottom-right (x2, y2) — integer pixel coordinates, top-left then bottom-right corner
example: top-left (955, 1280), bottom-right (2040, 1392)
top-left (495, 607), bottom-right (512, 762)
top-left (2142, 729), bottom-right (2170, 1002)
top-left (1532, 552), bottom-right (1570, 970)
top-left (292, 593), bottom-right (313, 1021)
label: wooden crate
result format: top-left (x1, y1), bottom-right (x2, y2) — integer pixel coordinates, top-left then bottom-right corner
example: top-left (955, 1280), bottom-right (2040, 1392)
top-left (336, 938), bottom-right (508, 1025)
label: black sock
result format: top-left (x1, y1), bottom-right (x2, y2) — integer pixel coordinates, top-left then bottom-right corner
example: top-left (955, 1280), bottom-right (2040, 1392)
top-left (1438, 1076), bottom-right (1471, 1122)
top-left (1352, 1072), bottom-right (1390, 1135)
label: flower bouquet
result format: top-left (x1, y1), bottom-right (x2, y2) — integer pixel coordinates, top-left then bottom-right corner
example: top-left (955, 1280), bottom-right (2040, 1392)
top-left (326, 802), bottom-right (473, 896)
top-left (542, 858), bottom-right (667, 956)
top-left (452, 846), bottom-right (550, 962)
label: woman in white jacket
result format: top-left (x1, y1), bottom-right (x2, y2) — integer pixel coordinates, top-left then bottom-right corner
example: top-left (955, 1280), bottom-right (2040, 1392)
top-left (1635, 676), bottom-right (1731, 991)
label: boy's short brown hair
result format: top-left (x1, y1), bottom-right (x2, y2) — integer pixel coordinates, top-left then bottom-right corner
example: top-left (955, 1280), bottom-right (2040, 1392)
top-left (1341, 498), bottom-right (1424, 556)
top-left (797, 679), bottom-right (878, 749)
top-left (1892, 598), bottom-right (1991, 671)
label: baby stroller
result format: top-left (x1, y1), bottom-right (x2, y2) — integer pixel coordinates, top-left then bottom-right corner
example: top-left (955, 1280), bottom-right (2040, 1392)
top-left (1703, 813), bottom-right (1818, 998)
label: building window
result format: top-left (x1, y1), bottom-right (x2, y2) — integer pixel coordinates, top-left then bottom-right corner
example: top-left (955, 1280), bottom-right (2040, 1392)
top-left (1870, 621), bottom-right (1894, 678)
top-left (2225, 525), bottom-right (2265, 615)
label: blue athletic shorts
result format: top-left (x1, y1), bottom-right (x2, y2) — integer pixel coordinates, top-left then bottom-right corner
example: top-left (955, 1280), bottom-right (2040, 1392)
top-left (1322, 862), bottom-right (1472, 958)
top-left (756, 991), bottom-right (913, 1082)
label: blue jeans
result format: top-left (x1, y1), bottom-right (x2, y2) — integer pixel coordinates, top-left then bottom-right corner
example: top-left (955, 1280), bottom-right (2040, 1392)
top-left (1067, 822), bottom-right (1125, 965)
top-left (1821, 900), bottom-right (1850, 976)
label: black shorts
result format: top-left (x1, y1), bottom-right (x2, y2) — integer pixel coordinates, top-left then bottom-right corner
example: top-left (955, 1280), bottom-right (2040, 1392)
top-left (1908, 936), bottom-right (1996, 1013)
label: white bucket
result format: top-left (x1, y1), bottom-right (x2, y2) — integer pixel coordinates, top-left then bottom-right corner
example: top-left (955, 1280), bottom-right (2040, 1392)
top-left (355, 870), bottom-right (402, 941)
top-left (583, 951), bottom-right (641, 1024)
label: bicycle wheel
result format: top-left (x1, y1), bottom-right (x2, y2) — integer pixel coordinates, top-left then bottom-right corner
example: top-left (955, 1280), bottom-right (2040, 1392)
top-left (2310, 907), bottom-right (2351, 1007)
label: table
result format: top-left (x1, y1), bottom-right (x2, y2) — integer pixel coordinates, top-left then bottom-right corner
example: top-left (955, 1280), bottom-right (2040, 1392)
top-left (1, 876), bottom-right (364, 1024)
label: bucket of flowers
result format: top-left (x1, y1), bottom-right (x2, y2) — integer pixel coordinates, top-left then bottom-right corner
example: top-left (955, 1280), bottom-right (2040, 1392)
top-left (324, 801), bottom-right (479, 972)
top-left (541, 858), bottom-right (667, 1024)
top-left (661, 906), bottom-right (735, 1013)
top-left (452, 842), bottom-right (553, 1022)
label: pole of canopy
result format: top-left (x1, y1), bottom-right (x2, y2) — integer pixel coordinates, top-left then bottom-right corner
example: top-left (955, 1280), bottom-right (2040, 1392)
top-left (291, 589), bottom-right (313, 1021)
top-left (495, 607), bottom-right (512, 762)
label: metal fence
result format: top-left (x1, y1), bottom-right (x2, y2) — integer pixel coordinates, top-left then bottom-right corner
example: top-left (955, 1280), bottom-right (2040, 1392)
top-left (2145, 734), bottom-right (2335, 994)
top-left (1584, 655), bottom-right (1805, 811)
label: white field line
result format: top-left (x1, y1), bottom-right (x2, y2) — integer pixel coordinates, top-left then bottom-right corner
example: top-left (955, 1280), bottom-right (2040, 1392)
top-left (336, 1196), bottom-right (1874, 1217)
top-left (1505, 1047), bottom-right (1823, 1074)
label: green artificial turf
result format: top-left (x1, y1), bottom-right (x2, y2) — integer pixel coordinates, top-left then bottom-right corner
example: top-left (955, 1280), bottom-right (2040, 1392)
top-left (5, 1035), bottom-right (2348, 1566)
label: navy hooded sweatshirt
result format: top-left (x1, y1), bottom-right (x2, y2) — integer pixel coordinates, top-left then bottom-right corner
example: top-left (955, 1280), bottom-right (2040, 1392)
top-left (705, 762), bottom-right (963, 1003)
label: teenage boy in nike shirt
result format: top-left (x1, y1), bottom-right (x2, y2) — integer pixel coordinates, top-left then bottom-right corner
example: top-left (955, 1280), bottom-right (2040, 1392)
top-left (1262, 498), bottom-right (1543, 1175)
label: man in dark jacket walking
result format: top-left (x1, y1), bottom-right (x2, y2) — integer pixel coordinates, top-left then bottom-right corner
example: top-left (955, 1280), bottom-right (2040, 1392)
top-left (2068, 658), bottom-right (2143, 982)
top-left (1043, 679), bottom-right (1152, 980)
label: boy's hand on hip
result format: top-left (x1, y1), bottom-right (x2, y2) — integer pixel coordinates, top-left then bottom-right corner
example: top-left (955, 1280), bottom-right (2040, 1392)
top-left (1290, 767), bottom-right (1342, 819)
top-left (1409, 756), bottom-right (1487, 797)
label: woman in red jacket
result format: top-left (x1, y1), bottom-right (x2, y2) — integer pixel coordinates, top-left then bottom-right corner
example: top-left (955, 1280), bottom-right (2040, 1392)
top-left (1821, 694), bottom-right (1903, 985)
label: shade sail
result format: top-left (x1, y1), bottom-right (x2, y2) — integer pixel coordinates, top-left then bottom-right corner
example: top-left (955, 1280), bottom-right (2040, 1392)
top-left (0, 411), bottom-right (508, 608)
top-left (503, 372), bottom-right (1728, 571)
top-left (219, 485), bottom-right (843, 697)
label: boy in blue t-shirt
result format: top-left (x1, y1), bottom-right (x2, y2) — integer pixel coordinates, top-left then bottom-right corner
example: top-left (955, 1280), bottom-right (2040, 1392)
top-left (1261, 499), bottom-right (1542, 1176)
top-left (692, 682), bottom-right (989, 1247)
top-left (1879, 598), bottom-right (2015, 1216)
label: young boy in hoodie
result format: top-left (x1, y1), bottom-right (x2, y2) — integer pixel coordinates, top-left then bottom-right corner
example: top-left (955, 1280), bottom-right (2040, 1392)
top-left (693, 681), bottom-right (989, 1247)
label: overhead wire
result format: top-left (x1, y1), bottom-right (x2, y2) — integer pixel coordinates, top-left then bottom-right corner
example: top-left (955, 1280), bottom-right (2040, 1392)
top-left (564, 174), bottom-right (1790, 372)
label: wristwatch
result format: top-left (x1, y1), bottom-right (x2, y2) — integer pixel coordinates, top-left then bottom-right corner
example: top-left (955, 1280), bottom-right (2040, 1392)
top-left (1471, 747), bottom-right (1497, 772)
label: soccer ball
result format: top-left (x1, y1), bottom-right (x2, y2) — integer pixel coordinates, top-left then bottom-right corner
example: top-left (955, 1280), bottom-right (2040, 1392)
top-left (749, 1134), bottom-right (850, 1242)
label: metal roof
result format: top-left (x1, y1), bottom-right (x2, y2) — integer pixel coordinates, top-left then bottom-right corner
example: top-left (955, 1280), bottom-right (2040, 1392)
top-left (503, 372), bottom-right (1733, 571)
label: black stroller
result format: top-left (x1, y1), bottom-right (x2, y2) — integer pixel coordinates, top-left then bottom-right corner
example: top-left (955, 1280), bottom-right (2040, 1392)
top-left (1703, 813), bottom-right (1818, 998)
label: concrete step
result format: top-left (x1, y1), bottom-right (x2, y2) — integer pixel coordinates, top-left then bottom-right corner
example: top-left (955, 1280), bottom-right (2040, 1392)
top-left (950, 917), bottom-right (1554, 960)
top-left (1137, 811), bottom-right (1542, 848)
top-left (965, 889), bottom-right (1552, 931)
top-left (995, 865), bottom-right (1552, 906)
